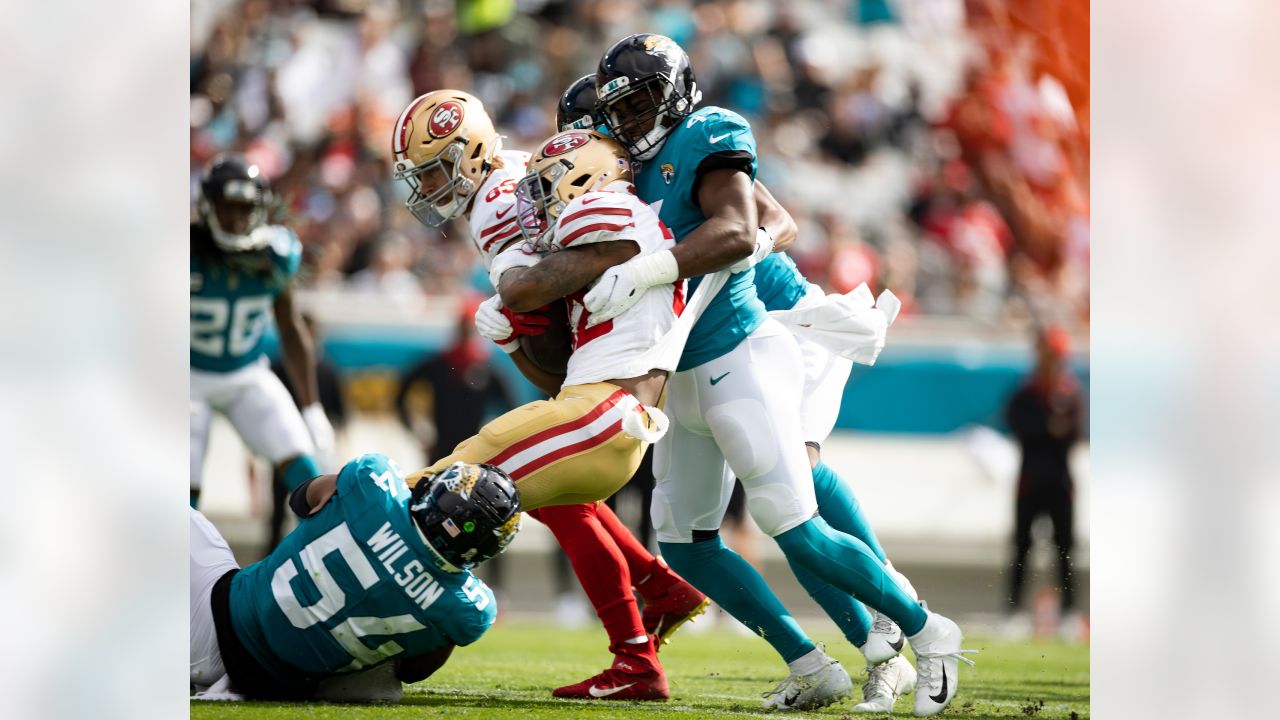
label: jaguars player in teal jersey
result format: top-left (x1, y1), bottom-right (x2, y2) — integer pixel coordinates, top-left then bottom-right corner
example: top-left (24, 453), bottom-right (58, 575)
top-left (584, 35), bottom-right (974, 716)
top-left (190, 454), bottom-right (520, 701)
top-left (190, 155), bottom-right (334, 508)
top-left (555, 74), bottom-right (921, 713)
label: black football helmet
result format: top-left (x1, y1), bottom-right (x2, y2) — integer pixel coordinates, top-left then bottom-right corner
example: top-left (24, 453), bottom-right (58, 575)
top-left (556, 74), bottom-right (600, 132)
top-left (596, 34), bottom-right (702, 161)
top-left (198, 154), bottom-right (273, 252)
top-left (410, 462), bottom-right (521, 573)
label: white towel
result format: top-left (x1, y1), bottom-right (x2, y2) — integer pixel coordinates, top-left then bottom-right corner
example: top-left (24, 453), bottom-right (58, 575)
top-left (768, 283), bottom-right (901, 366)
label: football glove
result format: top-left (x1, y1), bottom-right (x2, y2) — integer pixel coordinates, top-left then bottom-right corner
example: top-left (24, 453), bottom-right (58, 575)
top-left (301, 403), bottom-right (335, 466)
top-left (474, 294), bottom-right (550, 354)
top-left (582, 249), bottom-right (678, 327)
top-left (727, 227), bottom-right (774, 273)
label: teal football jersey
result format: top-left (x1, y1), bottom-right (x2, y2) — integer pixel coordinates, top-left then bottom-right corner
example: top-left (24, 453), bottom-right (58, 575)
top-left (754, 252), bottom-right (809, 312)
top-left (632, 106), bottom-right (768, 371)
top-left (190, 223), bottom-right (301, 373)
top-left (228, 453), bottom-right (497, 687)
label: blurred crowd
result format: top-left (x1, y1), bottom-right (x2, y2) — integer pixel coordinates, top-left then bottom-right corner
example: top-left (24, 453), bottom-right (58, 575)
top-left (192, 0), bottom-right (1088, 328)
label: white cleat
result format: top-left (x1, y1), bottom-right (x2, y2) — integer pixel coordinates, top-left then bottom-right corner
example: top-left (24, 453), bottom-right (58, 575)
top-left (908, 612), bottom-right (978, 717)
top-left (862, 561), bottom-right (919, 664)
top-left (761, 655), bottom-right (853, 711)
top-left (852, 654), bottom-right (917, 713)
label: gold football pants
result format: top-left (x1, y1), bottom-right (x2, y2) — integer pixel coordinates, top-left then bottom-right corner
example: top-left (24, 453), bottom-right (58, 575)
top-left (406, 382), bottom-right (658, 510)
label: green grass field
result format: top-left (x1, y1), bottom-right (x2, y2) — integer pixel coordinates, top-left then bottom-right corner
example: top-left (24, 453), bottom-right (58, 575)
top-left (191, 622), bottom-right (1088, 719)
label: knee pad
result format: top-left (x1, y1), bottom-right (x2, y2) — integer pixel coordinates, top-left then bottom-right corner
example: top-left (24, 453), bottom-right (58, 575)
top-left (745, 482), bottom-right (814, 537)
top-left (705, 399), bottom-right (778, 480)
top-left (650, 483), bottom-right (681, 543)
top-left (281, 454), bottom-right (321, 494)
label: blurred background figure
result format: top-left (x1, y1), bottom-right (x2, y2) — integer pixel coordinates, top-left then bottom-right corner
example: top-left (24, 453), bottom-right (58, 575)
top-left (1004, 325), bottom-right (1084, 639)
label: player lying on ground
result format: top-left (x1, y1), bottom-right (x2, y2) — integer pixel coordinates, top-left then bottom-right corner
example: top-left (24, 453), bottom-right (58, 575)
top-left (559, 69), bottom-right (929, 712)
top-left (583, 34), bottom-right (976, 715)
top-left (190, 154), bottom-right (334, 509)
top-left (190, 454), bottom-right (519, 701)
top-left (390, 93), bottom-right (707, 701)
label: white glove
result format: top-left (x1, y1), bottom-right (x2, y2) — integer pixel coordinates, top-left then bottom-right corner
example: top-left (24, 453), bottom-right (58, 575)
top-left (583, 249), bottom-right (679, 327)
top-left (727, 227), bottom-right (775, 273)
top-left (301, 403), bottom-right (335, 461)
top-left (474, 295), bottom-right (518, 353)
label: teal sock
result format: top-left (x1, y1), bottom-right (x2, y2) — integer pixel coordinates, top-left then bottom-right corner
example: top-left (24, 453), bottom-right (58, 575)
top-left (775, 517), bottom-right (927, 636)
top-left (281, 455), bottom-right (321, 494)
top-left (660, 537), bottom-right (816, 663)
top-left (787, 557), bottom-right (874, 648)
top-left (813, 461), bottom-right (887, 564)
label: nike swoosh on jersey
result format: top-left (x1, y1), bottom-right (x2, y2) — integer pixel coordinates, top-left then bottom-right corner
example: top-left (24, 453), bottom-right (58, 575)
top-left (588, 683), bottom-right (636, 698)
top-left (581, 196), bottom-right (605, 205)
top-left (495, 204), bottom-right (514, 219)
top-left (710, 372), bottom-right (731, 385)
top-left (709, 133), bottom-right (730, 143)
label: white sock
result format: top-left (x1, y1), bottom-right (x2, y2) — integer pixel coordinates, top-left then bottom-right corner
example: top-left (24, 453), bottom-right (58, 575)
top-left (788, 646), bottom-right (827, 676)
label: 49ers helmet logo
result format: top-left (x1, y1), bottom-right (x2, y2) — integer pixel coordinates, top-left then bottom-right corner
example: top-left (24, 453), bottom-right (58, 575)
top-left (543, 131), bottom-right (591, 157)
top-left (428, 101), bottom-right (465, 138)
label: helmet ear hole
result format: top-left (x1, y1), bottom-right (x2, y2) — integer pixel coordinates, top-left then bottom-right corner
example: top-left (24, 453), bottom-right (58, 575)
top-left (570, 173), bottom-right (591, 187)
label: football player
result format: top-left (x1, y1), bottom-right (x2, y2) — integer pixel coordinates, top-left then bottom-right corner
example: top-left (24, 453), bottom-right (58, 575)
top-left (390, 92), bottom-right (708, 700)
top-left (557, 71), bottom-right (923, 711)
top-left (585, 34), bottom-right (975, 715)
top-left (191, 155), bottom-right (334, 509)
top-left (190, 454), bottom-right (518, 701)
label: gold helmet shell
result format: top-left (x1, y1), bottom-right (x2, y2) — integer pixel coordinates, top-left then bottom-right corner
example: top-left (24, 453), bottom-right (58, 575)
top-left (514, 130), bottom-right (632, 250)
top-left (391, 90), bottom-right (501, 226)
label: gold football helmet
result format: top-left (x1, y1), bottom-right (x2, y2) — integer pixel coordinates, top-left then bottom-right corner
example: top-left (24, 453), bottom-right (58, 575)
top-left (391, 90), bottom-right (501, 227)
top-left (514, 130), bottom-right (632, 250)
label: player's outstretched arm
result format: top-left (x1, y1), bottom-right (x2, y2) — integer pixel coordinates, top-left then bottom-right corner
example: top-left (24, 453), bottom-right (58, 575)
top-left (754, 180), bottom-right (797, 252)
top-left (499, 241), bottom-right (640, 312)
top-left (273, 287), bottom-right (319, 407)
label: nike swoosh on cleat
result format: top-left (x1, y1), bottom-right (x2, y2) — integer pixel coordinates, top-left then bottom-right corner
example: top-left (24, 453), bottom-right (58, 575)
top-left (929, 666), bottom-right (948, 704)
top-left (588, 683), bottom-right (636, 698)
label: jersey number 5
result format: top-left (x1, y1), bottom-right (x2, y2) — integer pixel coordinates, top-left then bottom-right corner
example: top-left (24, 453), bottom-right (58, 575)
top-left (270, 522), bottom-right (426, 671)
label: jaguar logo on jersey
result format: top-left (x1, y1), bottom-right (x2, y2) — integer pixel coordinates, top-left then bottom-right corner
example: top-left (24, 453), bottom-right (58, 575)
top-left (543, 131), bottom-right (591, 157)
top-left (660, 163), bottom-right (675, 184)
top-left (427, 101), bottom-right (465, 138)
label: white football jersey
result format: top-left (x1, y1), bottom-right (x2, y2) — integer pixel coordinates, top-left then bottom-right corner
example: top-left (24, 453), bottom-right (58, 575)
top-left (551, 184), bottom-right (687, 386)
top-left (466, 149), bottom-right (531, 270)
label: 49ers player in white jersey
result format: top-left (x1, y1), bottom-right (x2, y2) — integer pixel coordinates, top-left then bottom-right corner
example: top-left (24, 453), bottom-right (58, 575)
top-left (390, 92), bottom-right (707, 702)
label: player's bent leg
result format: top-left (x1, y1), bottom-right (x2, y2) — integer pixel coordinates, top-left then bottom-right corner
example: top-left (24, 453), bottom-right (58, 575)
top-left (313, 662), bottom-right (403, 703)
top-left (593, 503), bottom-right (709, 648)
top-left (225, 363), bottom-right (316, 479)
top-left (811, 460), bottom-right (887, 563)
top-left (408, 383), bottom-right (654, 509)
top-left (190, 508), bottom-right (240, 691)
top-left (535, 502), bottom-right (668, 701)
top-left (788, 558), bottom-right (874, 649)
top-left (774, 517), bottom-right (926, 636)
